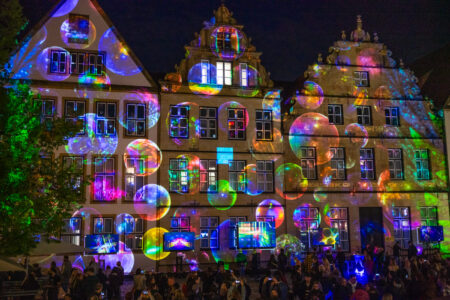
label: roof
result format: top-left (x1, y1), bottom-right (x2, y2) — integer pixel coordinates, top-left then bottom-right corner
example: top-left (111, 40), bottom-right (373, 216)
top-left (409, 43), bottom-right (450, 109)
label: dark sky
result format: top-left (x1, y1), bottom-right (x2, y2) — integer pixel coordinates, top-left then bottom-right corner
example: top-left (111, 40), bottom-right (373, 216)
top-left (20, 0), bottom-right (450, 81)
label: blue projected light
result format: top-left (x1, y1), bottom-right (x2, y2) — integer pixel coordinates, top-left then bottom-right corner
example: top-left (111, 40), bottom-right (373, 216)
top-left (85, 234), bottom-right (119, 254)
top-left (217, 147), bottom-right (233, 164)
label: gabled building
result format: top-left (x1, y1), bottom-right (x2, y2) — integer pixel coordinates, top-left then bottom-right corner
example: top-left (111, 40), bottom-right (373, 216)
top-left (8, 0), bottom-right (160, 272)
top-left (283, 16), bottom-right (449, 254)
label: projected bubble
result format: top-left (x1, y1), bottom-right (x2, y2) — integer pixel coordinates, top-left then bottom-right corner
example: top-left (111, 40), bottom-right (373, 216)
top-left (345, 123), bottom-right (368, 148)
top-left (165, 102), bottom-right (199, 146)
top-left (211, 220), bottom-right (239, 265)
top-left (72, 207), bottom-right (101, 232)
top-left (244, 164), bottom-right (262, 196)
top-left (60, 19), bottom-right (96, 49)
top-left (218, 101), bottom-right (249, 133)
top-left (173, 204), bottom-right (201, 235)
top-left (275, 163), bottom-right (308, 200)
top-left (53, 0), bottom-right (79, 17)
top-left (276, 234), bottom-right (303, 253)
top-left (119, 91), bottom-right (160, 130)
top-left (262, 90), bottom-right (281, 122)
top-left (143, 227), bottom-right (170, 261)
top-left (293, 204), bottom-right (320, 229)
top-left (99, 28), bottom-right (141, 76)
top-left (256, 199), bottom-right (285, 228)
top-left (210, 26), bottom-right (246, 60)
top-left (115, 213), bottom-right (135, 235)
top-left (208, 180), bottom-right (236, 210)
top-left (134, 184), bottom-right (171, 221)
top-left (294, 81), bottom-right (324, 110)
top-left (289, 113), bottom-right (339, 165)
top-left (313, 187), bottom-right (328, 202)
top-left (103, 242), bottom-right (134, 274)
top-left (37, 47), bottom-right (71, 81)
top-left (124, 139), bottom-right (161, 176)
top-left (250, 128), bottom-right (283, 160)
top-left (188, 62), bottom-right (222, 95)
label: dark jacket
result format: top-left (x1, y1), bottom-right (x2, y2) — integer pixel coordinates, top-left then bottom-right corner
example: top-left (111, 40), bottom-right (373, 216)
top-left (81, 274), bottom-right (99, 299)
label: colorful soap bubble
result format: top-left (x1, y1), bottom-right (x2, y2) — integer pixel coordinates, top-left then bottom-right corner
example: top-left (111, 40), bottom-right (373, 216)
top-left (115, 213), bottom-right (135, 234)
top-left (134, 184), bottom-right (171, 221)
top-left (53, 0), bottom-right (79, 17)
top-left (75, 72), bottom-right (111, 99)
top-left (236, 65), bottom-right (261, 98)
top-left (275, 163), bottom-right (308, 200)
top-left (262, 90), bottom-right (281, 122)
top-left (118, 91), bottom-right (160, 130)
top-left (124, 139), bottom-right (161, 176)
top-left (383, 125), bottom-right (400, 138)
top-left (249, 128), bottom-right (283, 160)
top-left (320, 228), bottom-right (339, 245)
top-left (293, 204), bottom-right (321, 229)
top-left (313, 187), bottom-right (328, 202)
top-left (188, 63), bottom-right (222, 96)
top-left (294, 81), bottom-right (324, 110)
top-left (244, 164), bottom-right (263, 196)
top-left (172, 203), bottom-right (201, 235)
top-left (345, 123), bottom-right (368, 148)
top-left (71, 207), bottom-right (101, 233)
top-left (289, 113), bottom-right (339, 165)
top-left (60, 18), bottom-right (96, 49)
top-left (218, 101), bottom-right (249, 133)
top-left (143, 227), bottom-right (170, 261)
top-left (208, 180), bottom-right (237, 210)
top-left (65, 113), bottom-right (118, 165)
top-left (211, 220), bottom-right (240, 265)
top-left (37, 47), bottom-right (71, 81)
top-left (170, 154), bottom-right (200, 195)
top-left (276, 234), bottom-right (303, 254)
top-left (210, 26), bottom-right (246, 60)
top-left (165, 102), bottom-right (199, 146)
top-left (256, 199), bottom-right (285, 229)
top-left (99, 28), bottom-right (141, 76)
top-left (102, 242), bottom-right (135, 274)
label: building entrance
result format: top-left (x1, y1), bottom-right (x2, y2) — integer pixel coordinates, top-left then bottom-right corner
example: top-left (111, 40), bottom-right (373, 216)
top-left (359, 207), bottom-right (385, 249)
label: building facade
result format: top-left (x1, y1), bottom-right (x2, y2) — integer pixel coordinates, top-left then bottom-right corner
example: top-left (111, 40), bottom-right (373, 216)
top-left (7, 0), bottom-right (449, 273)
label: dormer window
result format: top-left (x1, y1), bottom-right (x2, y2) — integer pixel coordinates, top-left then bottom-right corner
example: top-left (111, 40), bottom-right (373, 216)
top-left (217, 61), bottom-right (232, 86)
top-left (240, 63), bottom-right (248, 87)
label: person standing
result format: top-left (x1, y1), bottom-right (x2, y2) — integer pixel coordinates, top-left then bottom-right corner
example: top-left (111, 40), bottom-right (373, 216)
top-left (133, 269), bottom-right (147, 300)
top-left (60, 256), bottom-right (72, 293)
top-left (278, 248), bottom-right (287, 273)
top-left (407, 241), bottom-right (418, 260)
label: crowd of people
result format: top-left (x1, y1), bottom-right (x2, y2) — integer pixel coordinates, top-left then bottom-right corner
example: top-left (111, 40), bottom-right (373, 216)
top-left (2, 242), bottom-right (450, 300)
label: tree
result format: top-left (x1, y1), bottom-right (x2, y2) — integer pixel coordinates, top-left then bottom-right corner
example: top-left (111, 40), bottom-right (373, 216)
top-left (0, 0), bottom-right (89, 256)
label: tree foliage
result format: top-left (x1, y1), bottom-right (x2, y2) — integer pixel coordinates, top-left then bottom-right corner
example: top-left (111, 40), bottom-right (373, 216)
top-left (0, 0), bottom-right (27, 67)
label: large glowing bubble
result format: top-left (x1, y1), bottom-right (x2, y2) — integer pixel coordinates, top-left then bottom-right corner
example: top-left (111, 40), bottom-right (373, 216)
top-left (276, 234), bottom-right (303, 254)
top-left (165, 102), bottom-right (199, 146)
top-left (244, 164), bottom-right (263, 196)
top-left (143, 227), bottom-right (170, 261)
top-left (102, 242), bottom-right (134, 274)
top-left (211, 220), bottom-right (240, 265)
top-left (275, 163), bottom-right (308, 200)
top-left (345, 123), bottom-right (368, 148)
top-left (115, 213), bottom-right (135, 234)
top-left (53, 0), bottom-right (79, 17)
top-left (289, 113), bottom-right (339, 165)
top-left (72, 207), bottom-right (101, 233)
top-left (250, 128), bottom-right (283, 160)
top-left (313, 187), bottom-right (328, 202)
top-left (293, 204), bottom-right (321, 229)
top-left (294, 81), bottom-right (324, 110)
top-left (75, 72), bottom-right (112, 99)
top-left (188, 63), bottom-right (222, 96)
top-left (172, 203), bottom-right (201, 235)
top-left (118, 91), bottom-right (160, 130)
top-left (236, 65), bottom-right (261, 98)
top-left (256, 199), bottom-right (285, 228)
top-left (99, 28), bottom-right (141, 76)
top-left (65, 113), bottom-right (118, 164)
top-left (218, 101), bottom-right (249, 133)
top-left (262, 90), bottom-right (281, 122)
top-left (60, 18), bottom-right (96, 49)
top-left (210, 26), bottom-right (246, 60)
top-left (208, 180), bottom-right (236, 210)
top-left (134, 184), bottom-right (171, 221)
top-left (37, 47), bottom-right (71, 81)
top-left (170, 154), bottom-right (200, 195)
top-left (124, 139), bottom-right (161, 176)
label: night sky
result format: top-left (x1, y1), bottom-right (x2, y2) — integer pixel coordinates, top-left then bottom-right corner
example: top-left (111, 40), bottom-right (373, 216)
top-left (20, 0), bottom-right (450, 81)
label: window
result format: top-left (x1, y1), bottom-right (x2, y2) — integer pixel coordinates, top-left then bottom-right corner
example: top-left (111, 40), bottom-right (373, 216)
top-left (330, 208), bottom-right (349, 251)
top-left (200, 160), bottom-right (217, 192)
top-left (229, 160), bottom-right (246, 192)
top-left (228, 108), bottom-right (246, 140)
top-left (385, 107), bottom-right (400, 126)
top-left (229, 217), bottom-right (247, 249)
top-left (201, 60), bottom-right (210, 84)
top-left (126, 103), bottom-right (146, 136)
top-left (169, 105), bottom-right (189, 138)
top-left (199, 107), bottom-right (217, 139)
top-left (50, 50), bottom-right (68, 73)
top-left (240, 63), bottom-right (248, 87)
top-left (388, 149), bottom-right (403, 180)
top-left (217, 30), bottom-right (232, 51)
top-left (70, 52), bottom-right (86, 74)
top-left (125, 158), bottom-right (145, 200)
top-left (414, 149), bottom-right (430, 180)
top-left (68, 14), bottom-right (89, 44)
top-left (330, 148), bottom-right (346, 180)
top-left (65, 100), bottom-right (85, 134)
top-left (420, 207), bottom-right (438, 226)
top-left (328, 104), bottom-right (343, 125)
top-left (96, 102), bottom-right (116, 135)
top-left (256, 110), bottom-right (272, 140)
top-left (39, 99), bottom-right (54, 129)
top-left (61, 218), bottom-right (81, 245)
top-left (88, 53), bottom-right (105, 75)
top-left (169, 159), bottom-right (188, 193)
top-left (297, 208), bottom-right (320, 252)
top-left (393, 207), bottom-right (411, 249)
top-left (217, 61), bottom-right (232, 86)
top-left (93, 217), bottom-right (113, 234)
top-left (360, 148), bottom-right (375, 180)
top-left (124, 217), bottom-right (144, 250)
top-left (257, 160), bottom-right (274, 192)
top-left (94, 157), bottom-right (115, 201)
top-left (171, 217), bottom-right (190, 232)
top-left (354, 71), bottom-right (369, 87)
top-left (63, 156), bottom-right (83, 190)
top-left (300, 147), bottom-right (316, 179)
top-left (200, 217), bottom-right (219, 249)
top-left (356, 106), bottom-right (372, 125)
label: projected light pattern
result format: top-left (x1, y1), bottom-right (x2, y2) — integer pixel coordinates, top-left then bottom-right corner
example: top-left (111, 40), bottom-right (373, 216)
top-left (188, 62), bottom-right (222, 95)
top-left (345, 123), bottom-right (368, 148)
top-left (163, 232), bottom-right (195, 251)
top-left (211, 220), bottom-right (239, 265)
top-left (85, 234), bottom-right (119, 254)
top-left (134, 184), bottom-right (171, 221)
top-left (294, 81), bottom-right (324, 110)
top-left (238, 222), bottom-right (276, 249)
top-left (72, 208), bottom-right (101, 233)
top-left (115, 213), bottom-right (135, 234)
top-left (208, 180), bottom-right (236, 210)
top-left (210, 26), bottom-right (246, 60)
top-left (102, 242), bottom-right (135, 274)
top-left (275, 163), bottom-right (308, 200)
top-left (255, 199), bottom-right (285, 228)
top-left (143, 227), bottom-right (170, 261)
top-left (37, 47), bottom-right (71, 81)
top-left (53, 0), bottom-right (79, 17)
top-left (124, 139), bottom-right (161, 176)
top-left (60, 18), bottom-right (96, 49)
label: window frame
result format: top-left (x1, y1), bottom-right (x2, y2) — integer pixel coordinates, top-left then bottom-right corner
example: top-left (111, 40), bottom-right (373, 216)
top-left (330, 147), bottom-right (346, 180)
top-left (385, 106), bottom-right (400, 126)
top-left (328, 104), bottom-right (344, 125)
top-left (169, 158), bottom-right (189, 193)
top-left (229, 216), bottom-right (247, 249)
top-left (256, 110), bottom-right (273, 141)
top-left (92, 217), bottom-right (114, 234)
top-left (330, 207), bottom-right (350, 251)
top-left (227, 108), bottom-right (246, 140)
top-left (124, 157), bottom-right (146, 201)
top-left (169, 105), bottom-right (189, 139)
top-left (228, 160), bottom-right (247, 193)
top-left (199, 107), bottom-right (218, 139)
top-left (64, 99), bottom-right (86, 135)
top-left (95, 101), bottom-right (117, 136)
top-left (392, 207), bottom-right (412, 249)
top-left (300, 147), bottom-right (317, 180)
top-left (125, 102), bottom-right (146, 137)
top-left (388, 148), bottom-right (404, 180)
top-left (61, 217), bottom-right (83, 246)
top-left (356, 105), bottom-right (372, 125)
top-left (354, 71), bottom-right (370, 87)
top-left (123, 216), bottom-right (145, 251)
top-left (360, 148), bottom-right (375, 180)
top-left (50, 49), bottom-right (68, 74)
top-left (256, 160), bottom-right (274, 193)
top-left (414, 149), bottom-right (431, 180)
top-left (200, 216), bottom-right (219, 249)
top-left (170, 217), bottom-right (190, 232)
top-left (240, 63), bottom-right (248, 87)
top-left (199, 159), bottom-right (218, 193)
top-left (297, 207), bottom-right (320, 252)
top-left (92, 157), bottom-right (117, 202)
top-left (217, 61), bottom-right (232, 86)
